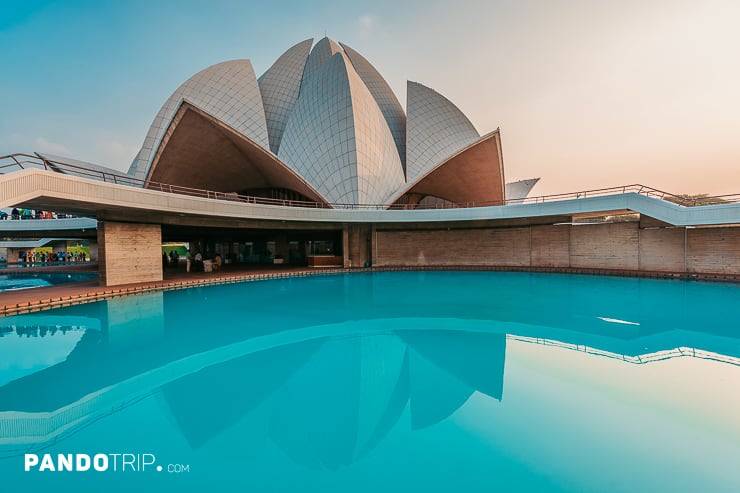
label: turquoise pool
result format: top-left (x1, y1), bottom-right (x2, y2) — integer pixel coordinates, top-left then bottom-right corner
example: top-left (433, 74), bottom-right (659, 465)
top-left (0, 271), bottom-right (97, 292)
top-left (0, 271), bottom-right (738, 492)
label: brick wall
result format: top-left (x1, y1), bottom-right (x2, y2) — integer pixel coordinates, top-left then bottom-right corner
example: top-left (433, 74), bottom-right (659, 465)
top-left (374, 222), bottom-right (740, 275)
top-left (375, 227), bottom-right (530, 267)
top-left (639, 227), bottom-right (686, 272)
top-left (98, 221), bottom-right (162, 286)
top-left (569, 222), bottom-right (639, 270)
top-left (687, 228), bottom-right (740, 274)
top-left (531, 225), bottom-right (570, 267)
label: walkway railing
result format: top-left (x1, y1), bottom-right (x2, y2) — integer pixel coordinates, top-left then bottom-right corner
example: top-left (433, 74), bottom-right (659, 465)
top-left (2, 153), bottom-right (739, 210)
top-left (507, 335), bottom-right (740, 367)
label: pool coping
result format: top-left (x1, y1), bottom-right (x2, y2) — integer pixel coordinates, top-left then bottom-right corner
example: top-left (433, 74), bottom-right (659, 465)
top-left (0, 263), bottom-right (97, 273)
top-left (1, 265), bottom-right (739, 317)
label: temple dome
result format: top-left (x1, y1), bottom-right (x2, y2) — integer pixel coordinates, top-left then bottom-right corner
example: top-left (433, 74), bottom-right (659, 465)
top-left (128, 37), bottom-right (524, 208)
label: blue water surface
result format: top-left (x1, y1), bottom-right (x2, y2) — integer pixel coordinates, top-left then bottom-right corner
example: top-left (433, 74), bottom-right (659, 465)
top-left (0, 271), bottom-right (738, 492)
top-left (0, 271), bottom-right (97, 292)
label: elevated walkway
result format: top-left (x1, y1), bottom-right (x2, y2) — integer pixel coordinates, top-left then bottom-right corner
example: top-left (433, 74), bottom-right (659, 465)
top-left (0, 238), bottom-right (80, 249)
top-left (0, 217), bottom-right (98, 238)
top-left (3, 155), bottom-right (740, 287)
top-left (1, 167), bottom-right (740, 227)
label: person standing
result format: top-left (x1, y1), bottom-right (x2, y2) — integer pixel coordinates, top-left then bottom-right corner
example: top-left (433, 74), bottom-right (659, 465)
top-left (186, 250), bottom-right (192, 273)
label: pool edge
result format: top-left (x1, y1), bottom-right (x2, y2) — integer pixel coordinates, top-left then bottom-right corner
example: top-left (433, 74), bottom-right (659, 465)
top-left (2, 265), bottom-right (739, 317)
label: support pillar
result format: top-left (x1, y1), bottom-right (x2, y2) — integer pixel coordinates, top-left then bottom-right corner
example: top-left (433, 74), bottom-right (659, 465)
top-left (342, 224), bottom-right (350, 268)
top-left (274, 234), bottom-right (290, 264)
top-left (52, 242), bottom-right (66, 259)
top-left (87, 240), bottom-right (99, 262)
top-left (371, 224), bottom-right (377, 267)
top-left (344, 223), bottom-right (372, 268)
top-left (97, 221), bottom-right (162, 286)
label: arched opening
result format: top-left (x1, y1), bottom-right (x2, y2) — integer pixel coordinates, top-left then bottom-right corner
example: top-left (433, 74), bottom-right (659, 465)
top-left (390, 131), bottom-right (505, 209)
top-left (145, 102), bottom-right (329, 206)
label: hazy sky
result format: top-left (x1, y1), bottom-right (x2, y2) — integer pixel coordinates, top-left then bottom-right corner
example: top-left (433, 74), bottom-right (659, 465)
top-left (2, 0), bottom-right (738, 196)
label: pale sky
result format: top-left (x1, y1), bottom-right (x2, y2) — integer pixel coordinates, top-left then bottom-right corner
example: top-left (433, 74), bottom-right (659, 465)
top-left (1, 0), bottom-right (738, 196)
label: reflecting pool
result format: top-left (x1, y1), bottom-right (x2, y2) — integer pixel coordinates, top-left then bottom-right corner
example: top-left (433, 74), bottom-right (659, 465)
top-left (0, 271), bottom-right (97, 292)
top-left (0, 271), bottom-right (739, 492)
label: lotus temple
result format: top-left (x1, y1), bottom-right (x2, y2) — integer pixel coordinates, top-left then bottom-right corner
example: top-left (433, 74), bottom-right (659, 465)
top-left (1, 37), bottom-right (740, 289)
top-left (3, 33), bottom-right (740, 493)
top-left (124, 36), bottom-right (522, 208)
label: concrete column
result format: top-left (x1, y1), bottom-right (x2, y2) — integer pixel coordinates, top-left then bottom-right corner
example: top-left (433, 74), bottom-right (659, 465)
top-left (274, 234), bottom-right (289, 264)
top-left (371, 224), bottom-right (377, 267)
top-left (98, 221), bottom-right (162, 286)
top-left (342, 224), bottom-right (350, 268)
top-left (52, 242), bottom-right (66, 258)
top-left (356, 224), bottom-right (371, 267)
top-left (88, 240), bottom-right (99, 262)
top-left (344, 224), bottom-right (372, 268)
top-left (7, 248), bottom-right (22, 263)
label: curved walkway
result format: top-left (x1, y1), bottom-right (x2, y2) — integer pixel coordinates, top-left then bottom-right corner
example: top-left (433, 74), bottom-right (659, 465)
top-left (3, 169), bottom-right (740, 226)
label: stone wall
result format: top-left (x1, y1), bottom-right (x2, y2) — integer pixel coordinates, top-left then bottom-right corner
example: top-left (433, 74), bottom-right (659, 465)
top-left (687, 228), bottom-right (740, 274)
top-left (638, 227), bottom-right (686, 272)
top-left (375, 227), bottom-right (531, 267)
top-left (569, 223), bottom-right (639, 270)
top-left (98, 221), bottom-right (162, 286)
top-left (374, 222), bottom-right (740, 275)
top-left (530, 225), bottom-right (570, 267)
top-left (344, 223), bottom-right (372, 268)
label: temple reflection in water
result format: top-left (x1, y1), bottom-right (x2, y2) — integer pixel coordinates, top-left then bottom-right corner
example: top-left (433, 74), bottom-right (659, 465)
top-left (1, 272), bottom-right (739, 470)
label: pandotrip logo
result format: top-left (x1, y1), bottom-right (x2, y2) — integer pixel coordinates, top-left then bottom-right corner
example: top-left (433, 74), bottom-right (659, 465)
top-left (24, 453), bottom-right (191, 474)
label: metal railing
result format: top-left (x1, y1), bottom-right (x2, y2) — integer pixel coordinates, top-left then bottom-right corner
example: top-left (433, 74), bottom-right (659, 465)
top-left (2, 153), bottom-right (739, 210)
top-left (507, 335), bottom-right (740, 367)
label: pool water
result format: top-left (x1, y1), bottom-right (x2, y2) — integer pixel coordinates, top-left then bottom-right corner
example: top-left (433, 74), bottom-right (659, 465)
top-left (0, 271), bottom-right (738, 492)
top-left (0, 271), bottom-right (97, 292)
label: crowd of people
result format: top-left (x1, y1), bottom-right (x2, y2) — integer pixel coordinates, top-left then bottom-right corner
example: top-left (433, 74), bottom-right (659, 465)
top-left (4, 208), bottom-right (72, 220)
top-left (163, 250), bottom-right (180, 269)
top-left (19, 251), bottom-right (87, 263)
top-left (163, 250), bottom-right (223, 273)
